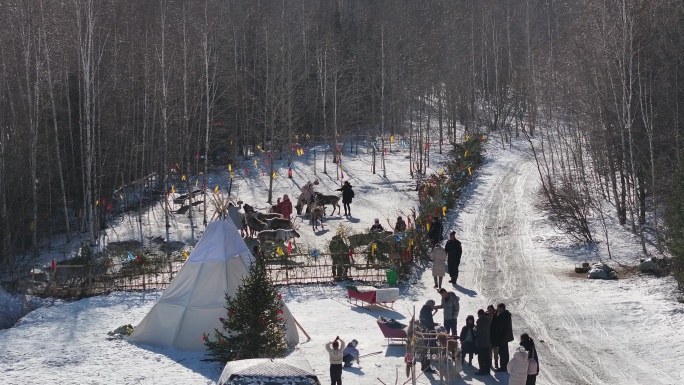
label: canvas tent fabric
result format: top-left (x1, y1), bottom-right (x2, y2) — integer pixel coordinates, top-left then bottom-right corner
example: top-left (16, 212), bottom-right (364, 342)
top-left (129, 218), bottom-right (299, 351)
top-left (217, 358), bottom-right (321, 385)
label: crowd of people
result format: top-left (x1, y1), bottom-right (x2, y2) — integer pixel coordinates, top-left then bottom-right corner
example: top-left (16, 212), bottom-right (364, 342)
top-left (417, 295), bottom-right (539, 383)
top-left (413, 220), bottom-right (540, 384)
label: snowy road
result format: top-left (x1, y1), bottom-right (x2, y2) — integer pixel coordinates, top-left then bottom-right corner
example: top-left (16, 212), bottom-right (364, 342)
top-left (453, 142), bottom-right (684, 385)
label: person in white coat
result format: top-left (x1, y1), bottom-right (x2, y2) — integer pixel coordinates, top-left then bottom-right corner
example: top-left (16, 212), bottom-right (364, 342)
top-left (430, 244), bottom-right (448, 289)
top-left (507, 347), bottom-right (529, 385)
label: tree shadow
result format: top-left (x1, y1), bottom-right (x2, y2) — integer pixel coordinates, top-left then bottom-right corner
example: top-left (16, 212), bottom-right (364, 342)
top-left (128, 342), bottom-right (223, 382)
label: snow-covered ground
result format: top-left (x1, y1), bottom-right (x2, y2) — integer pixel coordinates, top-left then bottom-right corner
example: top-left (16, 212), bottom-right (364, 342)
top-left (2, 138), bottom-right (683, 385)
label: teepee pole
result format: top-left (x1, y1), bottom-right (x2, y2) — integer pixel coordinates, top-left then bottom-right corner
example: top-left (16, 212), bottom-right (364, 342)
top-left (292, 317), bottom-right (311, 341)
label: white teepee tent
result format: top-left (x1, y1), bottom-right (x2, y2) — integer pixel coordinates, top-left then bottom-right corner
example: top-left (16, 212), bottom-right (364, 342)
top-left (129, 218), bottom-right (299, 351)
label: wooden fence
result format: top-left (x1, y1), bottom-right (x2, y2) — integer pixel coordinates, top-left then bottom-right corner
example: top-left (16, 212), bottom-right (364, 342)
top-left (42, 252), bottom-right (407, 298)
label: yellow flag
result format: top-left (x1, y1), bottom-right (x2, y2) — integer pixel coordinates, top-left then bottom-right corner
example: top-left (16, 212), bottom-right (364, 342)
top-left (464, 151), bottom-right (468, 158)
top-left (468, 167), bottom-right (472, 175)
top-left (371, 243), bottom-right (377, 257)
top-left (119, 193), bottom-right (123, 200)
top-left (442, 206), bottom-right (447, 216)
top-left (199, 171), bottom-right (204, 175)
top-left (181, 175), bottom-right (186, 181)
top-left (214, 185), bottom-right (219, 193)
top-left (228, 164), bottom-right (232, 172)
top-left (276, 247), bottom-right (284, 256)
top-left (426, 223), bottom-right (431, 231)
top-left (171, 185), bottom-right (175, 194)
top-left (272, 172), bottom-right (277, 179)
top-left (408, 240), bottom-right (414, 248)
top-left (195, 179), bottom-right (199, 187)
top-left (95, 200), bottom-right (99, 206)
top-left (390, 135), bottom-right (395, 143)
top-left (306, 134), bottom-right (310, 139)
top-left (257, 144), bottom-right (261, 150)
top-left (466, 135), bottom-right (470, 141)
top-left (254, 160), bottom-right (258, 167)
top-left (439, 169), bottom-right (444, 175)
top-left (182, 250), bottom-right (189, 260)
top-left (229, 171), bottom-right (234, 179)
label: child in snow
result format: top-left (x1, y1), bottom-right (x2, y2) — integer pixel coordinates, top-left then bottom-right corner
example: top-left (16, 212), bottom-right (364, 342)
top-left (342, 339), bottom-right (360, 367)
top-left (459, 315), bottom-right (476, 365)
top-left (326, 336), bottom-right (345, 385)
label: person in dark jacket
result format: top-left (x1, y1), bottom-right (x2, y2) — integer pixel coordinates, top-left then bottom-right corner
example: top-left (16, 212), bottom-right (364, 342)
top-left (394, 216), bottom-right (407, 233)
top-left (520, 333), bottom-right (539, 384)
top-left (336, 181), bottom-right (355, 216)
top-left (474, 309), bottom-right (492, 376)
top-left (495, 303), bottom-right (515, 372)
top-left (444, 232), bottom-right (462, 284)
top-left (488, 305), bottom-right (501, 370)
top-left (459, 315), bottom-right (476, 365)
top-left (419, 300), bottom-right (437, 331)
top-left (427, 216), bottom-right (444, 247)
top-left (370, 218), bottom-right (384, 232)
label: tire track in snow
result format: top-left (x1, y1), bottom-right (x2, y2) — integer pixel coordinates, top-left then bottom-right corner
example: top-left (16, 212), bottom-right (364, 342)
top-left (452, 141), bottom-right (679, 385)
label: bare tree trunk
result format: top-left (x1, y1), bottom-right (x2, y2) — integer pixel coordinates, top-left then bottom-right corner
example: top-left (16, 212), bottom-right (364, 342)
top-left (75, 0), bottom-right (97, 245)
top-left (40, 2), bottom-right (71, 243)
top-left (159, 0), bottom-right (171, 243)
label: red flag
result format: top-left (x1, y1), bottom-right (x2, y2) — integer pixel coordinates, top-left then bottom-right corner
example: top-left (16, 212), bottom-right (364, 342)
top-left (287, 242), bottom-right (292, 254)
top-left (261, 169), bottom-right (265, 176)
top-left (51, 259), bottom-right (56, 271)
top-left (408, 218), bottom-right (412, 227)
top-left (245, 167), bottom-right (249, 174)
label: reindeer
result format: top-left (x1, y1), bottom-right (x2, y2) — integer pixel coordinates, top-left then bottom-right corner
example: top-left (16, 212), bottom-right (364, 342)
top-left (265, 217), bottom-right (295, 231)
top-left (313, 192), bottom-right (341, 216)
top-left (310, 205), bottom-right (325, 231)
top-left (244, 203), bottom-right (283, 221)
top-left (257, 229), bottom-right (301, 244)
top-left (245, 214), bottom-right (269, 237)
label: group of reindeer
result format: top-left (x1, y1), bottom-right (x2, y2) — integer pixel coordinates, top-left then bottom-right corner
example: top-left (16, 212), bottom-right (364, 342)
top-left (241, 203), bottom-right (301, 245)
top-left (295, 192), bottom-right (341, 231)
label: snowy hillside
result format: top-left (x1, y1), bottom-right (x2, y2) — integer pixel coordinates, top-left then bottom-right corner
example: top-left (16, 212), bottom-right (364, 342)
top-left (1, 139), bottom-right (683, 385)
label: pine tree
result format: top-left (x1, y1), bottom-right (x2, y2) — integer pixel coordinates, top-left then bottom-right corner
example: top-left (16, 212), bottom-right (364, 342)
top-left (203, 259), bottom-right (288, 362)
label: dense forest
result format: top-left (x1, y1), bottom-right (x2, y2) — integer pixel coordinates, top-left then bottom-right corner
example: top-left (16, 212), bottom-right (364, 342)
top-left (1, 0), bottom-right (683, 286)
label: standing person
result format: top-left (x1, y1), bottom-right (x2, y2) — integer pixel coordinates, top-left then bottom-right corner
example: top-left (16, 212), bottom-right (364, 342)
top-left (488, 305), bottom-right (501, 370)
top-left (520, 333), bottom-right (539, 385)
top-left (278, 194), bottom-right (293, 220)
top-left (444, 232), bottom-right (462, 284)
top-left (427, 216), bottom-right (444, 247)
top-left (297, 179), bottom-right (319, 214)
top-left (474, 309), bottom-right (492, 376)
top-left (507, 347), bottom-right (530, 385)
top-left (228, 201), bottom-right (245, 237)
top-left (459, 315), bottom-right (476, 365)
top-left (430, 243), bottom-right (448, 289)
top-left (419, 300), bottom-right (437, 331)
top-left (336, 181), bottom-right (354, 217)
top-left (342, 339), bottom-right (360, 367)
top-left (271, 197), bottom-right (282, 213)
top-left (328, 235), bottom-right (350, 281)
top-left (433, 288), bottom-right (460, 335)
top-left (495, 303), bottom-right (514, 372)
top-left (326, 336), bottom-right (345, 385)
top-left (394, 216), bottom-right (407, 233)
